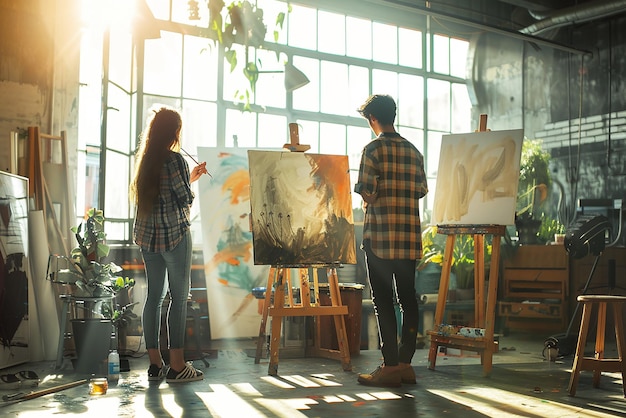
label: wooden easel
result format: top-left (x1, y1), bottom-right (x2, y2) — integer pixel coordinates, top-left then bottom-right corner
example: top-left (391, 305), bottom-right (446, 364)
top-left (426, 114), bottom-right (505, 377)
top-left (254, 266), bottom-right (352, 375)
top-left (253, 123), bottom-right (352, 375)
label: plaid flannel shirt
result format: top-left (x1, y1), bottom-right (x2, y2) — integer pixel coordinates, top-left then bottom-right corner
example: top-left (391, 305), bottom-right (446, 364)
top-left (355, 132), bottom-right (428, 260)
top-left (133, 151), bottom-right (194, 253)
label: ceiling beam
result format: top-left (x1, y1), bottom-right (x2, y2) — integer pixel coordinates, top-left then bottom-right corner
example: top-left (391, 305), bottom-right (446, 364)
top-left (382, 0), bottom-right (592, 55)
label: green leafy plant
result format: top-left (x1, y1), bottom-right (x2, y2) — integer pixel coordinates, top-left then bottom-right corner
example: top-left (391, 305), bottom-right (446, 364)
top-left (418, 225), bottom-right (493, 289)
top-left (65, 208), bottom-right (135, 297)
top-left (101, 302), bottom-right (140, 329)
top-left (538, 218), bottom-right (566, 243)
top-left (516, 138), bottom-right (551, 220)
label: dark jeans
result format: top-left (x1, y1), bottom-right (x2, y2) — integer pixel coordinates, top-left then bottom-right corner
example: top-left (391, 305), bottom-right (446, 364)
top-left (363, 240), bottom-right (418, 366)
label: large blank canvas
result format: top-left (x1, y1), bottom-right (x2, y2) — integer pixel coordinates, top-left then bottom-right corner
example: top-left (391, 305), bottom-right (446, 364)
top-left (432, 129), bottom-right (524, 226)
top-left (248, 150), bottom-right (356, 266)
top-left (197, 148), bottom-right (269, 339)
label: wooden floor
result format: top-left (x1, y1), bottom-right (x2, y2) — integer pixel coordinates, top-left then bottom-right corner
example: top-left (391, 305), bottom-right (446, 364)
top-left (1, 333), bottom-right (625, 417)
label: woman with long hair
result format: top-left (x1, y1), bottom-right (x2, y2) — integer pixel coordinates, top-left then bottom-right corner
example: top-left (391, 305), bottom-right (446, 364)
top-left (130, 107), bottom-right (208, 383)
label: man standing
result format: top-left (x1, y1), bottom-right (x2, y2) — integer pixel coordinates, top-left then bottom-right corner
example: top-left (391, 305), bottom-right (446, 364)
top-left (354, 94), bottom-right (428, 387)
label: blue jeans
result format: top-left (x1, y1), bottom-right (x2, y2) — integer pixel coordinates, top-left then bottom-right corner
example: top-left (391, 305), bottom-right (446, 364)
top-left (141, 230), bottom-right (192, 350)
top-left (363, 240), bottom-right (418, 366)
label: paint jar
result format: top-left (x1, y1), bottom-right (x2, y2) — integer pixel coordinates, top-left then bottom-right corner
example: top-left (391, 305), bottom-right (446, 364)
top-left (89, 377), bottom-right (108, 395)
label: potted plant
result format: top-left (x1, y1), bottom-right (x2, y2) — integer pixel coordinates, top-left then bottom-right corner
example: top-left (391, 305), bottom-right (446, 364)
top-left (102, 301), bottom-right (140, 354)
top-left (417, 225), bottom-right (494, 296)
top-left (515, 138), bottom-right (552, 244)
top-left (63, 208), bottom-right (135, 373)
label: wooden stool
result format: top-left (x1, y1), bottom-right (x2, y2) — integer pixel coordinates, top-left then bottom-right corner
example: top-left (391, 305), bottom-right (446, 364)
top-left (568, 295), bottom-right (626, 397)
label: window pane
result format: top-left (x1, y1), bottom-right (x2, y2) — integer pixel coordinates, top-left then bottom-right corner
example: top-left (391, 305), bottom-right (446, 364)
top-left (427, 79), bottom-right (450, 132)
top-left (321, 61), bottom-right (349, 115)
top-left (372, 69), bottom-right (398, 100)
top-left (182, 99), bottom-right (217, 151)
top-left (451, 83), bottom-right (472, 133)
top-left (103, 220), bottom-right (129, 242)
top-left (372, 22), bottom-right (397, 64)
top-left (295, 120), bottom-right (319, 153)
top-left (426, 131), bottom-right (443, 178)
top-left (259, 0), bottom-right (289, 45)
top-left (144, 31), bottom-right (182, 96)
top-left (399, 74), bottom-right (423, 128)
top-left (222, 44), bottom-right (250, 103)
top-left (255, 49), bottom-right (286, 108)
top-left (450, 37), bottom-right (469, 78)
top-left (433, 34), bottom-right (450, 75)
top-left (108, 30), bottom-right (132, 92)
top-left (346, 17), bottom-right (372, 60)
top-left (347, 125), bottom-right (371, 170)
top-left (318, 11), bottom-right (345, 55)
top-left (106, 84), bottom-right (131, 153)
top-left (225, 109), bottom-right (257, 147)
top-left (104, 149), bottom-right (129, 218)
top-left (399, 28), bottom-right (422, 68)
top-left (293, 56), bottom-right (320, 112)
top-left (79, 29), bottom-right (103, 149)
top-left (258, 113), bottom-right (288, 148)
top-left (288, 4), bottom-right (316, 50)
top-left (349, 66), bottom-right (370, 117)
top-left (183, 35), bottom-right (218, 100)
top-left (401, 127), bottom-right (424, 152)
top-left (319, 123), bottom-right (346, 155)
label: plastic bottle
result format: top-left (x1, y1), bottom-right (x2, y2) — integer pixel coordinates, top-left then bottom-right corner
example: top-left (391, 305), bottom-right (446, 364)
top-left (107, 350), bottom-right (120, 384)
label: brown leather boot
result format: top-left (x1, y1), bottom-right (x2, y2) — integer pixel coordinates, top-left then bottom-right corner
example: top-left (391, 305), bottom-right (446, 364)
top-left (357, 366), bottom-right (402, 388)
top-left (400, 364), bottom-right (416, 384)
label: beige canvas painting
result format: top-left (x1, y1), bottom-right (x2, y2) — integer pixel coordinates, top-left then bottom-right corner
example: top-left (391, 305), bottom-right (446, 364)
top-left (432, 129), bottom-right (524, 226)
top-left (248, 150), bottom-right (356, 266)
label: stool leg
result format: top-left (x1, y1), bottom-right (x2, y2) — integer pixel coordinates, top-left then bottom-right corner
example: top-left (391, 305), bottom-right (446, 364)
top-left (592, 302), bottom-right (607, 388)
top-left (612, 302), bottom-right (626, 397)
top-left (569, 301), bottom-right (592, 396)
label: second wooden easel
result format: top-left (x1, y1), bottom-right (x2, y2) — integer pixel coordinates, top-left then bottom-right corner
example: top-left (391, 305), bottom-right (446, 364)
top-left (426, 114), bottom-right (505, 377)
top-left (253, 123), bottom-right (352, 376)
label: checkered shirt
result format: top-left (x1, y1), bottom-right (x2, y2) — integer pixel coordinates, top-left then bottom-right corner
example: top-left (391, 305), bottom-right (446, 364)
top-left (355, 132), bottom-right (428, 260)
top-left (133, 151), bottom-right (193, 253)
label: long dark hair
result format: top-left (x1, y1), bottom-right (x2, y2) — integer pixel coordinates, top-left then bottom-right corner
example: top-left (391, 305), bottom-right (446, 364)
top-left (130, 107), bottom-right (182, 218)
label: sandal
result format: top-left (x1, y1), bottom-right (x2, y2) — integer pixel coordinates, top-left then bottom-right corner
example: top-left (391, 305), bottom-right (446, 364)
top-left (147, 364), bottom-right (165, 381)
top-left (166, 363), bottom-right (204, 383)
top-left (0, 374), bottom-right (21, 390)
top-left (16, 371), bottom-right (39, 387)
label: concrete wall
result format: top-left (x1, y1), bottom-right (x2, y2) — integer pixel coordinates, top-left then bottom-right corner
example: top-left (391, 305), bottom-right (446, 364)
top-left (0, 0), bottom-right (80, 192)
top-left (470, 13), bottom-right (626, 229)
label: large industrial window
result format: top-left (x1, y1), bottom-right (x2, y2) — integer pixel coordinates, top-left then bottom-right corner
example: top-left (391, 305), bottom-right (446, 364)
top-left (77, 0), bottom-right (471, 244)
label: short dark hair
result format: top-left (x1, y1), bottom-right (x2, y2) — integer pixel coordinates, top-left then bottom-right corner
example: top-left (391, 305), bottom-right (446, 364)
top-left (357, 94), bottom-right (396, 125)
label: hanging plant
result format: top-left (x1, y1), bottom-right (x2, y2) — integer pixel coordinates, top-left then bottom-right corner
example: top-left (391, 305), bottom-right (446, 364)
top-left (207, 0), bottom-right (288, 109)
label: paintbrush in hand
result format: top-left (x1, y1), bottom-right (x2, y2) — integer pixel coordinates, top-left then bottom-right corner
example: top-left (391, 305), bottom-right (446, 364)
top-left (181, 148), bottom-right (212, 178)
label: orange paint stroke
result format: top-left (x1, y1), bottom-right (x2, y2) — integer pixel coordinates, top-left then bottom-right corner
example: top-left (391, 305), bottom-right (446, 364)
top-left (205, 242), bottom-right (252, 274)
top-left (307, 155), bottom-right (352, 216)
top-left (222, 168), bottom-right (250, 205)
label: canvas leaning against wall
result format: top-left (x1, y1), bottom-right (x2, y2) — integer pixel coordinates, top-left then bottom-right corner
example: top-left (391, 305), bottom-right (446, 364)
top-left (247, 150), bottom-right (356, 267)
top-left (432, 129), bottom-right (524, 226)
top-left (0, 171), bottom-right (30, 369)
top-left (197, 148), bottom-right (269, 339)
